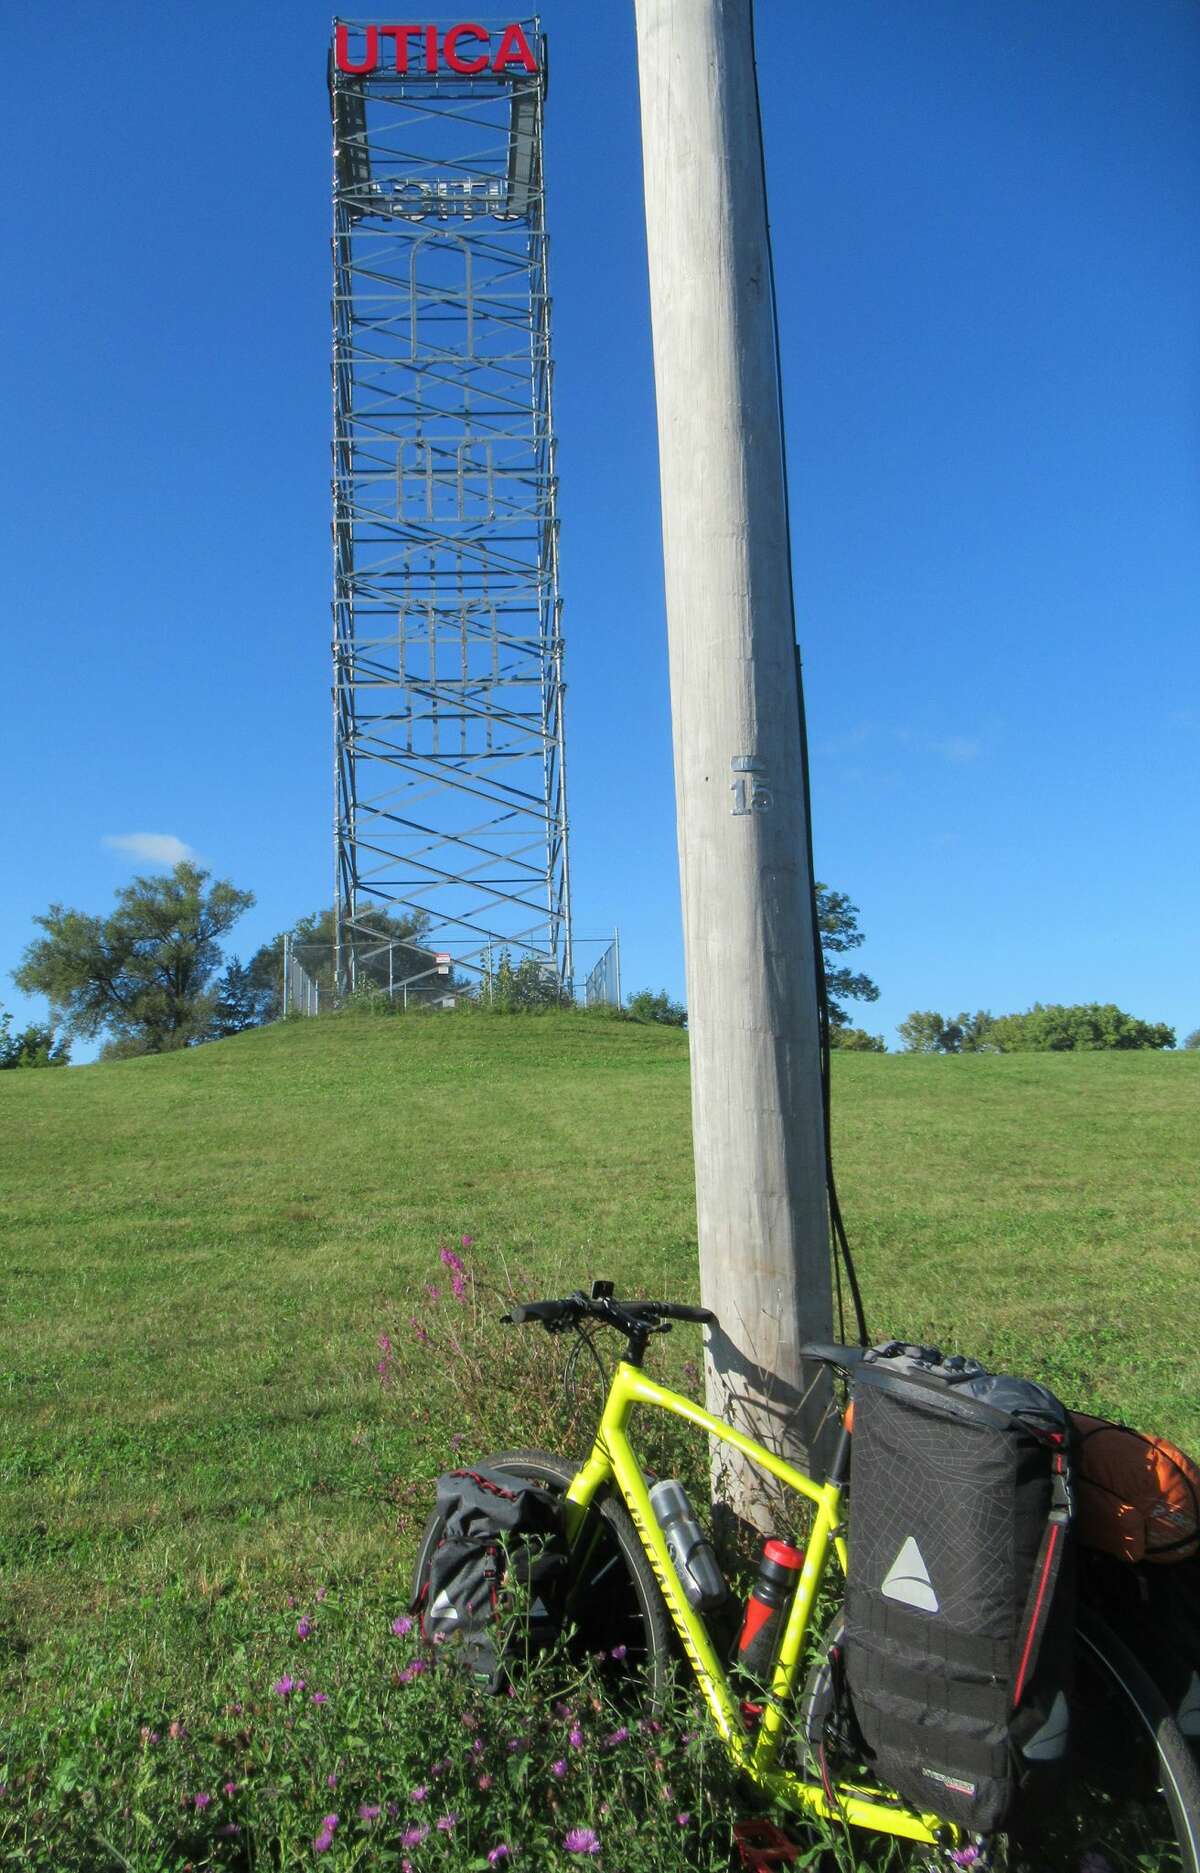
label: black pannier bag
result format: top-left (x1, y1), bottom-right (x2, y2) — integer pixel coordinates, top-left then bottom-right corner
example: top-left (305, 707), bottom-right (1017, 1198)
top-left (844, 1345), bottom-right (1075, 1834)
top-left (414, 1467), bottom-right (569, 1691)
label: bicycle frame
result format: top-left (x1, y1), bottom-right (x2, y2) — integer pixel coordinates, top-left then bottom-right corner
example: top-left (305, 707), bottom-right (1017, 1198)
top-left (563, 1358), bottom-right (945, 1847)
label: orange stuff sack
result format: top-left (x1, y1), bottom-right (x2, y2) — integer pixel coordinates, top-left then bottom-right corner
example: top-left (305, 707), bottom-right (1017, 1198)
top-left (1072, 1413), bottom-right (1200, 1564)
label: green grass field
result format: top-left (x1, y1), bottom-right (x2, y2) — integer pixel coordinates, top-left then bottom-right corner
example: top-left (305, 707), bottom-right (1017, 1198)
top-left (1, 1013), bottom-right (1197, 1865)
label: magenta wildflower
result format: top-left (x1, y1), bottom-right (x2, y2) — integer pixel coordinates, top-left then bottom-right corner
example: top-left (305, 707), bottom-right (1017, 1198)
top-left (327, 1774), bottom-right (338, 1789)
top-left (426, 1283), bottom-right (442, 1300)
top-left (410, 1785), bottom-right (430, 1803)
top-left (610, 1644), bottom-right (627, 1661)
top-left (568, 1724), bottom-right (584, 1750)
top-left (223, 1780), bottom-right (237, 1797)
top-left (462, 1233), bottom-right (474, 1248)
top-left (297, 1616), bottom-right (314, 1640)
top-left (488, 1848), bottom-right (512, 1867)
top-left (436, 1813), bottom-right (460, 1833)
top-left (452, 1272), bottom-right (467, 1301)
top-left (551, 1758), bottom-right (567, 1778)
top-left (323, 1815), bottom-right (340, 1833)
top-left (440, 1247), bottom-right (465, 1275)
top-left (401, 1823), bottom-right (430, 1848)
top-left (313, 1830), bottom-right (333, 1855)
top-left (271, 1675), bottom-right (295, 1697)
top-left (564, 1826), bottom-right (601, 1855)
top-left (168, 1721), bottom-right (187, 1740)
top-left (677, 1811), bottom-right (692, 1827)
top-left (471, 1737), bottom-right (485, 1759)
top-left (375, 1359), bottom-right (391, 1383)
top-left (311, 1691), bottom-right (329, 1705)
top-left (477, 1772), bottom-right (493, 1791)
top-left (430, 1756), bottom-right (450, 1776)
top-left (193, 1792), bottom-right (211, 1810)
top-left (359, 1803), bottom-right (382, 1822)
top-left (391, 1614), bottom-right (413, 1637)
top-left (602, 1725), bottom-right (629, 1748)
top-left (410, 1317), bottom-right (429, 1344)
top-left (399, 1659), bottom-right (426, 1683)
top-left (378, 1332), bottom-right (392, 1355)
top-left (506, 1736), bottom-right (527, 1754)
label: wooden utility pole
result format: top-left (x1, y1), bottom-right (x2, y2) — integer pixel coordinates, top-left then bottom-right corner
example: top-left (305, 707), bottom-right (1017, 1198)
top-left (633, 0), bottom-right (832, 1526)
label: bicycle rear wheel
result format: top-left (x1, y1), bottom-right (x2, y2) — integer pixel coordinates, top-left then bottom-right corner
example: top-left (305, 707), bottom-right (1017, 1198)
top-left (410, 1448), bottom-right (672, 1704)
top-left (801, 1606), bottom-right (1200, 1870)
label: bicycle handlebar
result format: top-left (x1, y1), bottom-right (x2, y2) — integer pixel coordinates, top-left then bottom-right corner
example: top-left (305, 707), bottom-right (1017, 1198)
top-left (505, 1293), bottom-right (717, 1331)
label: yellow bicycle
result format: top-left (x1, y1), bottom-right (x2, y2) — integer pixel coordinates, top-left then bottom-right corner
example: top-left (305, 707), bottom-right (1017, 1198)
top-left (416, 1285), bottom-right (1200, 1870)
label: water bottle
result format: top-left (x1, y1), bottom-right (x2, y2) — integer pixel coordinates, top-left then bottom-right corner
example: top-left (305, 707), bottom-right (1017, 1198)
top-left (733, 1539), bottom-right (805, 1682)
top-left (648, 1478), bottom-right (727, 1612)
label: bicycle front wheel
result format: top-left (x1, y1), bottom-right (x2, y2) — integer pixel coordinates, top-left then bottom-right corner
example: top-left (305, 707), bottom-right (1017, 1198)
top-left (410, 1448), bottom-right (673, 1704)
top-left (801, 1606), bottom-right (1200, 1871)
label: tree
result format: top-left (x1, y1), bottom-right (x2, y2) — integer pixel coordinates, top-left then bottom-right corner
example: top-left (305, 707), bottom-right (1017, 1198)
top-left (624, 987), bottom-right (688, 1027)
top-left (0, 1005), bottom-right (69, 1069)
top-left (897, 1010), bottom-right (997, 1053)
top-left (14, 863), bottom-right (254, 1055)
top-left (829, 1026), bottom-right (885, 1052)
top-left (827, 1026), bottom-right (883, 1056)
top-left (1182, 1030), bottom-right (1199, 1052)
top-left (210, 957), bottom-right (275, 1037)
top-left (815, 883), bottom-right (880, 1030)
top-left (483, 952), bottom-right (571, 1012)
top-left (248, 905), bottom-right (432, 1017)
top-left (984, 1004), bottom-right (1174, 1052)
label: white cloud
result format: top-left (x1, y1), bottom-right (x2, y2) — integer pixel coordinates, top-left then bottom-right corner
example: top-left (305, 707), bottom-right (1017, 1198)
top-left (102, 832), bottom-right (198, 867)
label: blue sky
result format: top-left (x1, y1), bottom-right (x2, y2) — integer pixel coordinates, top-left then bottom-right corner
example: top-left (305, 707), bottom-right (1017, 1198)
top-left (2, 0), bottom-right (1197, 1055)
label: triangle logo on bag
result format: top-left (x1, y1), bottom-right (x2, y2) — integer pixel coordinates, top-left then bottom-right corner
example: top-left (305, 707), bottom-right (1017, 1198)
top-left (429, 1589), bottom-right (459, 1625)
top-left (881, 1535), bottom-right (939, 1612)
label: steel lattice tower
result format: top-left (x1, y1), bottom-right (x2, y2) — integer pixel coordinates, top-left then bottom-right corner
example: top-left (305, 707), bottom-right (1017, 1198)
top-left (329, 17), bottom-right (571, 998)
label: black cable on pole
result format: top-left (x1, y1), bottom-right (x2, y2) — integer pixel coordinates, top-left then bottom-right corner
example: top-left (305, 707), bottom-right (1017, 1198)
top-left (748, 1), bottom-right (869, 1348)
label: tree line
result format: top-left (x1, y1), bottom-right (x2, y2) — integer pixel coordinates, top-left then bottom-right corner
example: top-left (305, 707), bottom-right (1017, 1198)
top-left (6, 862), bottom-right (1190, 1061)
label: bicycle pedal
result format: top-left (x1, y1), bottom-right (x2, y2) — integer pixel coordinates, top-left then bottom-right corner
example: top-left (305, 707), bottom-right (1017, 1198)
top-left (732, 1818), bottom-right (801, 1868)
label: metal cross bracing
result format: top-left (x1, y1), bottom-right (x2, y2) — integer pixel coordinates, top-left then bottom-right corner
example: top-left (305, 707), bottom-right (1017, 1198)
top-left (329, 16), bottom-right (572, 999)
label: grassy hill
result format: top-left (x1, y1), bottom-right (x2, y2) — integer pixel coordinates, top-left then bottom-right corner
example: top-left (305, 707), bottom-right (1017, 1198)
top-left (1, 1013), bottom-right (1197, 1860)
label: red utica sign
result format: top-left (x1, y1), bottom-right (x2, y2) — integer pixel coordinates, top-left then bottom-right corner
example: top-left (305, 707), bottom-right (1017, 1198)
top-left (334, 21), bottom-right (539, 76)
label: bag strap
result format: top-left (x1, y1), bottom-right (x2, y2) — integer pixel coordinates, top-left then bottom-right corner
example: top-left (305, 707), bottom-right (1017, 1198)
top-left (1012, 1449), bottom-right (1072, 1707)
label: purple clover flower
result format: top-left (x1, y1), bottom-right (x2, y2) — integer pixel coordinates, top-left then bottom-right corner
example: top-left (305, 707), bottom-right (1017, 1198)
top-left (193, 1793), bottom-right (211, 1810)
top-left (488, 1848), bottom-right (512, 1867)
top-left (564, 1827), bottom-right (601, 1855)
top-left (436, 1813), bottom-right (460, 1833)
top-left (602, 1725), bottom-right (629, 1748)
top-left (440, 1247), bottom-right (465, 1276)
top-left (551, 1759), bottom-right (567, 1779)
top-left (462, 1234), bottom-right (474, 1248)
top-left (272, 1675), bottom-right (296, 1697)
top-left (311, 1691), bottom-right (329, 1706)
top-left (223, 1781), bottom-right (237, 1797)
top-left (568, 1724), bottom-right (583, 1750)
top-left (359, 1803), bottom-right (382, 1822)
top-left (378, 1332), bottom-right (392, 1355)
top-left (410, 1317), bottom-right (429, 1344)
top-left (398, 1660), bottom-right (426, 1683)
top-left (297, 1617), bottom-right (314, 1640)
top-left (610, 1644), bottom-right (627, 1661)
top-left (676, 1811), bottom-right (692, 1827)
top-left (402, 1823), bottom-right (430, 1848)
top-left (410, 1785), bottom-right (429, 1803)
top-left (391, 1615), bottom-right (413, 1637)
top-left (326, 1773), bottom-right (337, 1789)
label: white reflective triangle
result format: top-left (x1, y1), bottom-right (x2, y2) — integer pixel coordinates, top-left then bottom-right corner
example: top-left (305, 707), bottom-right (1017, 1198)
top-left (529, 1597), bottom-right (549, 1621)
top-left (1022, 1689), bottom-right (1070, 1761)
top-left (881, 1535), bottom-right (939, 1612)
top-left (429, 1589), bottom-right (459, 1624)
top-left (1178, 1670), bottom-right (1200, 1738)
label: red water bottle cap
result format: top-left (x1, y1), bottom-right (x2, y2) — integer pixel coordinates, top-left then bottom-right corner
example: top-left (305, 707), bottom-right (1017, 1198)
top-left (763, 1539), bottom-right (804, 1570)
